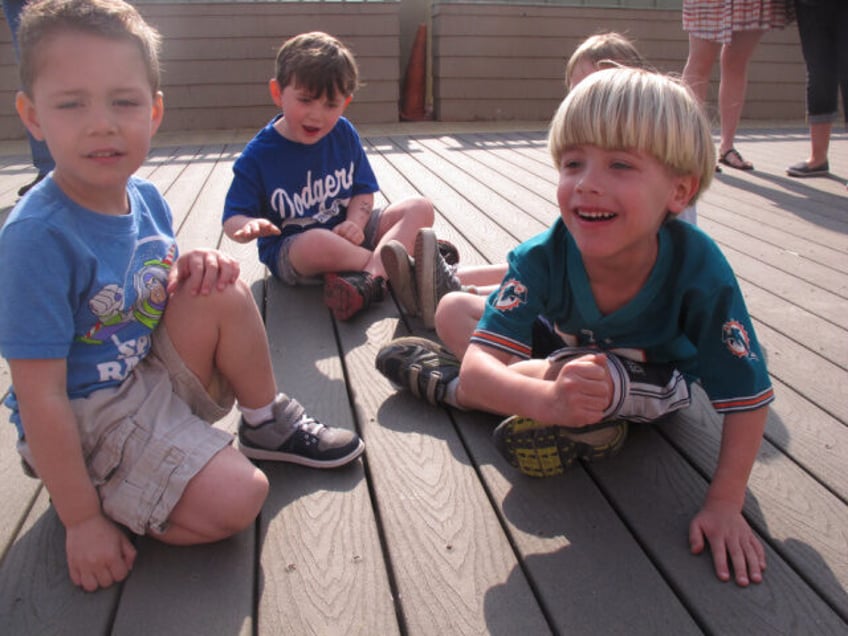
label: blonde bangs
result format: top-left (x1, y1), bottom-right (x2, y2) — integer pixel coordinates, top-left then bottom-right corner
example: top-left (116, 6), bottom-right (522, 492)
top-left (548, 68), bottom-right (715, 201)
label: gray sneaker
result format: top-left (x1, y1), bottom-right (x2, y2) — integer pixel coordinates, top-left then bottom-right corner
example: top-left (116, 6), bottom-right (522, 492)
top-left (238, 394), bottom-right (364, 468)
top-left (375, 336), bottom-right (460, 406)
top-left (381, 240), bottom-right (419, 316)
top-left (414, 228), bottom-right (462, 329)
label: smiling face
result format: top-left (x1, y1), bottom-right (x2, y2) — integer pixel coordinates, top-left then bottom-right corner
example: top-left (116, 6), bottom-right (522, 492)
top-left (556, 144), bottom-right (694, 271)
top-left (270, 80), bottom-right (350, 145)
top-left (16, 30), bottom-right (163, 214)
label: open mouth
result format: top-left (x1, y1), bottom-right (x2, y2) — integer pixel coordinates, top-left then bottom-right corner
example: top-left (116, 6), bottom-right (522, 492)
top-left (576, 208), bottom-right (616, 222)
top-left (88, 150), bottom-right (122, 158)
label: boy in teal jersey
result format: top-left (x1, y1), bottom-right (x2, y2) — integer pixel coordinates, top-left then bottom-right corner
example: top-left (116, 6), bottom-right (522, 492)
top-left (377, 68), bottom-right (772, 587)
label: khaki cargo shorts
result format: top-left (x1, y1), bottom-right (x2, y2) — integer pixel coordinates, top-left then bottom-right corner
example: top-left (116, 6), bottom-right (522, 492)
top-left (18, 324), bottom-right (236, 535)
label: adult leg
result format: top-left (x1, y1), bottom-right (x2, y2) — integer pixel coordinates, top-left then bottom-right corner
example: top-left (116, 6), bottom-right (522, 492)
top-left (834, 0), bottom-right (848, 127)
top-left (791, 0), bottom-right (838, 171)
top-left (682, 34), bottom-right (721, 103)
top-left (717, 29), bottom-right (765, 160)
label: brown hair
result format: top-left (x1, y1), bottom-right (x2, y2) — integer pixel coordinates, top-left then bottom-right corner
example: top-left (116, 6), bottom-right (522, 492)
top-left (17, 0), bottom-right (162, 95)
top-left (275, 31), bottom-right (359, 101)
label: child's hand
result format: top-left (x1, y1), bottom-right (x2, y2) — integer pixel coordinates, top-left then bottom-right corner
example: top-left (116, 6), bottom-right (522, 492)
top-left (546, 353), bottom-right (613, 427)
top-left (231, 219), bottom-right (281, 243)
top-left (168, 249), bottom-right (240, 295)
top-left (333, 220), bottom-right (365, 246)
top-left (65, 514), bottom-right (137, 592)
top-left (689, 499), bottom-right (766, 586)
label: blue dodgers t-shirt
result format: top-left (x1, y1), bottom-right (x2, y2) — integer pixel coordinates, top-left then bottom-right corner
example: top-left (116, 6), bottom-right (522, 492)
top-left (223, 116), bottom-right (379, 277)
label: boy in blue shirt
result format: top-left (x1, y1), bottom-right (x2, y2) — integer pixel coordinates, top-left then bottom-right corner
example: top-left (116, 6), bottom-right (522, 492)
top-left (377, 68), bottom-right (772, 587)
top-left (0, 0), bottom-right (363, 592)
top-left (223, 31), bottom-right (442, 321)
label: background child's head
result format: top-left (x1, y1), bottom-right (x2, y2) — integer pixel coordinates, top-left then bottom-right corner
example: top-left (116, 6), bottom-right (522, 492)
top-left (274, 31), bottom-right (359, 101)
top-left (565, 32), bottom-right (650, 91)
top-left (549, 67), bottom-right (715, 204)
top-left (17, 0), bottom-right (162, 96)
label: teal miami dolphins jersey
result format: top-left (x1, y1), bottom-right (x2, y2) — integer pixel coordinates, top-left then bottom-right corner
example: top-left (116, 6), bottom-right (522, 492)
top-left (471, 218), bottom-right (773, 414)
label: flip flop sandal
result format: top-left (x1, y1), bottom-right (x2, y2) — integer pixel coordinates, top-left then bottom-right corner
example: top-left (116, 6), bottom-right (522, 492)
top-left (719, 147), bottom-right (754, 171)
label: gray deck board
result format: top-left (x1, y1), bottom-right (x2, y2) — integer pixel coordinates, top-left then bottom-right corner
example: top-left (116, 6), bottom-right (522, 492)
top-left (0, 125), bottom-right (846, 634)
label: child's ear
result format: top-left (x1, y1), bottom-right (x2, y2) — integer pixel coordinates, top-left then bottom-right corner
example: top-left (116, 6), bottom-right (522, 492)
top-left (150, 91), bottom-right (165, 135)
top-left (667, 174), bottom-right (700, 214)
top-left (343, 95), bottom-right (353, 109)
top-left (269, 79), bottom-right (283, 108)
top-left (15, 91), bottom-right (45, 141)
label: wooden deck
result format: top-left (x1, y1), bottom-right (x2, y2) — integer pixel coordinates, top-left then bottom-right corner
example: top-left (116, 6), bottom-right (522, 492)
top-left (0, 123), bottom-right (846, 635)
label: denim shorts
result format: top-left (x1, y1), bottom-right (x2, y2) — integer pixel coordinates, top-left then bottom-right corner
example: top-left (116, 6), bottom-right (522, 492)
top-left (275, 208), bottom-right (384, 286)
top-left (17, 324), bottom-right (235, 535)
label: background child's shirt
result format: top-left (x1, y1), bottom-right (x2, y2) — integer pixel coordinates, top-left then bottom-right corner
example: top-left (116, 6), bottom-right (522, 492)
top-left (223, 115), bottom-right (379, 278)
top-left (471, 219), bottom-right (773, 414)
top-left (0, 176), bottom-right (177, 436)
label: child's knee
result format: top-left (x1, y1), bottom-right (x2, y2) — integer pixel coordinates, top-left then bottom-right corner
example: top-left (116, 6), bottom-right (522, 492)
top-left (182, 448), bottom-right (269, 539)
top-left (234, 468), bottom-right (270, 527)
top-left (436, 291), bottom-right (483, 324)
top-left (222, 458), bottom-right (270, 534)
top-left (213, 468), bottom-right (268, 538)
top-left (406, 196), bottom-right (435, 226)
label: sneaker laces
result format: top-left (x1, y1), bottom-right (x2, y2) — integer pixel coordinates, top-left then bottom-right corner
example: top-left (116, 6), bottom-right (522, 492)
top-left (434, 254), bottom-right (461, 297)
top-left (293, 413), bottom-right (326, 438)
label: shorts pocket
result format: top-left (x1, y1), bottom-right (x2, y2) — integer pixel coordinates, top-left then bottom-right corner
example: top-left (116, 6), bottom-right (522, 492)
top-left (86, 416), bottom-right (145, 486)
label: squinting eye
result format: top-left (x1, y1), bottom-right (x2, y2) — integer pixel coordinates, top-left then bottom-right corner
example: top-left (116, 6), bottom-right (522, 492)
top-left (57, 102), bottom-right (79, 110)
top-left (611, 162), bottom-right (632, 170)
top-left (115, 100), bottom-right (139, 108)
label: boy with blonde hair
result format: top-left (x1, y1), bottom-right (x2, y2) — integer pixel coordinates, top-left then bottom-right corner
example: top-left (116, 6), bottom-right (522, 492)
top-left (381, 32), bottom-right (695, 331)
top-left (564, 31), bottom-right (650, 89)
top-left (378, 68), bottom-right (771, 587)
top-left (0, 0), bottom-right (363, 592)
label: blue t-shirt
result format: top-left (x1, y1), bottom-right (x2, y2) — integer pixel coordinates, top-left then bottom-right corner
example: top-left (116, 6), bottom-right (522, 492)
top-left (222, 115), bottom-right (379, 278)
top-left (472, 219), bottom-right (773, 414)
top-left (0, 176), bottom-right (177, 435)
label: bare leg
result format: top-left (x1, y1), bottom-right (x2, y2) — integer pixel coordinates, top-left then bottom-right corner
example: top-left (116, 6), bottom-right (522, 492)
top-left (154, 279), bottom-right (274, 543)
top-left (287, 197), bottom-right (434, 280)
top-left (435, 291), bottom-right (487, 358)
top-left (456, 263), bottom-right (507, 291)
top-left (369, 196), bottom-right (434, 277)
top-left (157, 447), bottom-right (269, 544)
top-left (682, 34), bottom-right (721, 103)
top-left (163, 278), bottom-right (277, 409)
top-left (289, 229), bottom-right (375, 277)
top-left (717, 30), bottom-right (765, 156)
top-left (808, 121), bottom-right (832, 167)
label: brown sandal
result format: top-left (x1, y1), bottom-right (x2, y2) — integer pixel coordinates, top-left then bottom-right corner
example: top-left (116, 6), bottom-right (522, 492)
top-left (719, 147), bottom-right (754, 171)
